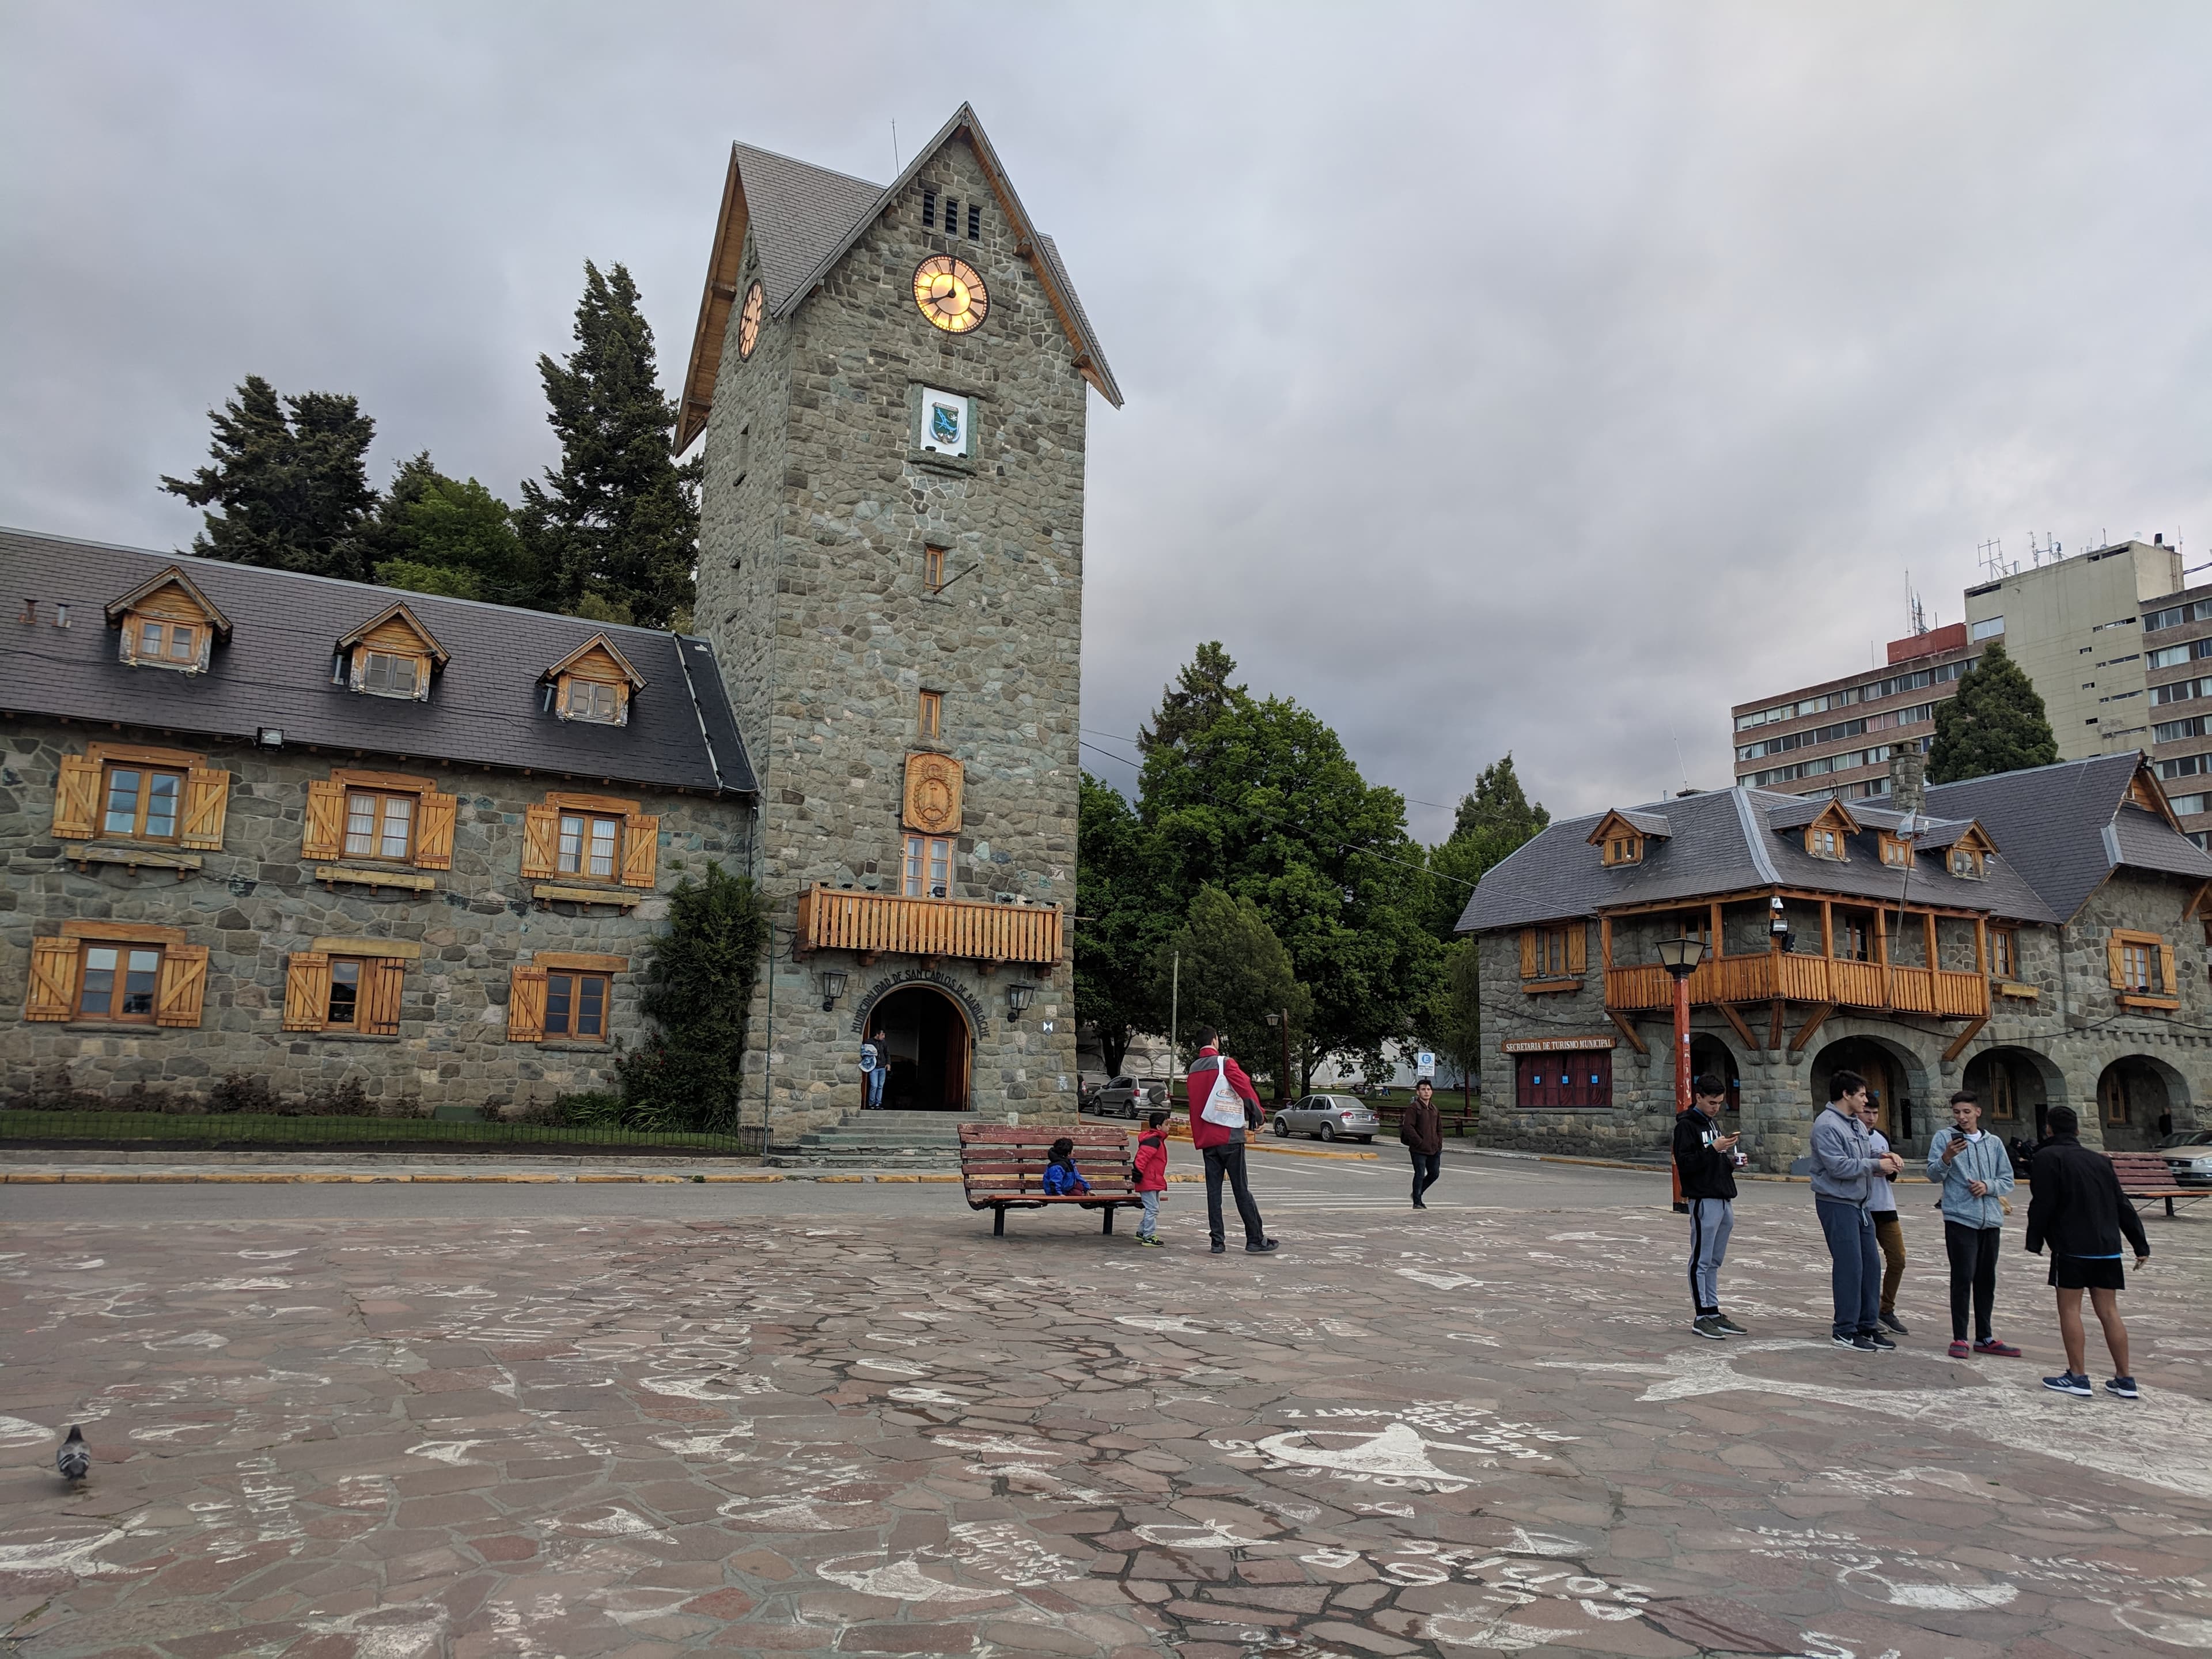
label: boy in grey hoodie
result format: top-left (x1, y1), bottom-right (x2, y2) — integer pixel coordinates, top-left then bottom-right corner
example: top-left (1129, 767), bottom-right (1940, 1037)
top-left (1927, 1089), bottom-right (2020, 1359)
top-left (1810, 1069), bottom-right (1903, 1351)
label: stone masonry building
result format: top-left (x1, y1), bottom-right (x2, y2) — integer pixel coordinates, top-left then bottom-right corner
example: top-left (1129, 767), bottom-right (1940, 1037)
top-left (1461, 753), bottom-right (2212, 1169)
top-left (0, 531), bottom-right (754, 1112)
top-left (674, 105), bottom-right (1118, 1143)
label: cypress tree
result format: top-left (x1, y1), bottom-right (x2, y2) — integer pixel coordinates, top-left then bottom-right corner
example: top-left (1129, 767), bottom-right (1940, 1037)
top-left (1138, 642), bottom-right (1248, 756)
top-left (159, 375), bottom-right (377, 580)
top-left (1927, 640), bottom-right (2060, 783)
top-left (518, 262), bottom-right (698, 630)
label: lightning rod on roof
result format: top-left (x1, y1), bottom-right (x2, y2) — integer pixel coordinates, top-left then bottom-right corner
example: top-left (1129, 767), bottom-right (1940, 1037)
top-left (891, 119), bottom-right (900, 172)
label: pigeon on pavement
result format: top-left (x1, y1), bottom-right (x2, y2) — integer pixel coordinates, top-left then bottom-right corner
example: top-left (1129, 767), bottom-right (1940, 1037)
top-left (57, 1425), bottom-right (88, 1483)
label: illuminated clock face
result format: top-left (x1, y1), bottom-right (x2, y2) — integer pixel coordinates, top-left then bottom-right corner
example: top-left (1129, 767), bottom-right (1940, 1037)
top-left (914, 256), bottom-right (988, 334)
top-left (736, 281), bottom-right (764, 360)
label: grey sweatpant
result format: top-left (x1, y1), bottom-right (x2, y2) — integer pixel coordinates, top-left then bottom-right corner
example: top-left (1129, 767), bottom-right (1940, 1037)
top-left (1688, 1197), bottom-right (1733, 1315)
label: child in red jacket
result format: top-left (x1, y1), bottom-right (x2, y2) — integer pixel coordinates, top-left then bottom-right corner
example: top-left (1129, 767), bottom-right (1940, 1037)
top-left (1134, 1109), bottom-right (1171, 1247)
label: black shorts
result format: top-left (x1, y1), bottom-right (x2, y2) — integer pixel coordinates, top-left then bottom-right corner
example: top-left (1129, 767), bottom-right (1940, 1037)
top-left (2049, 1256), bottom-right (2126, 1291)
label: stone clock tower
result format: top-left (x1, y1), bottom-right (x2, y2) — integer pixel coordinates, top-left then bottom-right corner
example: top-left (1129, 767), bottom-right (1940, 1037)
top-left (674, 105), bottom-right (1120, 1140)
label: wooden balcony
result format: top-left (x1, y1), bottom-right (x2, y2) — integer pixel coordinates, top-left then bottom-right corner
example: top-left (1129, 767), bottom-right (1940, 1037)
top-left (1605, 954), bottom-right (1988, 1020)
top-left (796, 884), bottom-right (1062, 968)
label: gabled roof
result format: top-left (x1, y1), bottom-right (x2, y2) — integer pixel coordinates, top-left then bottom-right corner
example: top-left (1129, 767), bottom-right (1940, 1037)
top-left (675, 103), bottom-right (1122, 452)
top-left (103, 563), bottom-right (233, 642)
top-left (1461, 784), bottom-right (2059, 934)
top-left (544, 632), bottom-right (647, 690)
top-left (0, 528), bottom-right (753, 797)
top-left (336, 600), bottom-right (449, 667)
top-left (1586, 808), bottom-right (1671, 844)
top-left (1862, 755), bottom-right (2212, 923)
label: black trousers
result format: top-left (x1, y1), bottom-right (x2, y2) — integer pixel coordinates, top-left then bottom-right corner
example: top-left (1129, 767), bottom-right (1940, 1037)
top-left (1203, 1144), bottom-right (1267, 1247)
top-left (1410, 1150), bottom-right (1442, 1204)
top-left (1944, 1219), bottom-right (2001, 1342)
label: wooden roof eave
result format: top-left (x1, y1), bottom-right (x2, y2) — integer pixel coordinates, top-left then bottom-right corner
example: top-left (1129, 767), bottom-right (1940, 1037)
top-left (335, 600), bottom-right (451, 667)
top-left (102, 565), bottom-right (234, 642)
top-left (674, 147), bottom-right (750, 457)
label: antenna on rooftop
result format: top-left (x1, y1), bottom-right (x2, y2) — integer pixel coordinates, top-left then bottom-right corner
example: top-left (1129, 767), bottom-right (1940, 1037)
top-left (1668, 724), bottom-right (1691, 796)
top-left (2028, 531), bottom-right (2059, 567)
top-left (1977, 539), bottom-right (2014, 581)
top-left (1906, 569), bottom-right (1927, 636)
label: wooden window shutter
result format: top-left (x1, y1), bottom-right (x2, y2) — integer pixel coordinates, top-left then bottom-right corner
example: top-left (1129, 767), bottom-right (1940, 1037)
top-left (507, 965), bottom-right (548, 1042)
top-left (362, 959), bottom-right (406, 1036)
top-left (1520, 929), bottom-right (1537, 978)
top-left (2105, 933), bottom-right (2126, 990)
top-left (25, 937), bottom-right (79, 1020)
top-left (282, 952), bottom-right (331, 1031)
top-left (179, 768), bottom-right (231, 850)
top-left (302, 779), bottom-right (346, 861)
top-left (520, 803), bottom-right (560, 879)
top-left (154, 945), bottom-right (210, 1028)
top-left (52, 754), bottom-right (100, 839)
top-left (2160, 942), bottom-right (2177, 997)
top-left (414, 791), bottom-right (457, 870)
top-left (1567, 926), bottom-right (1588, 975)
top-left (622, 813), bottom-right (660, 888)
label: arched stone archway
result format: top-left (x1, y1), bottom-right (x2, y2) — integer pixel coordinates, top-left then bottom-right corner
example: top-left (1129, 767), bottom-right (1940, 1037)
top-left (865, 983), bottom-right (975, 1112)
top-left (1962, 1045), bottom-right (2067, 1142)
top-left (1810, 1035), bottom-right (1931, 1148)
top-left (1690, 1035), bottom-right (1740, 1112)
top-left (2096, 1054), bottom-right (2190, 1152)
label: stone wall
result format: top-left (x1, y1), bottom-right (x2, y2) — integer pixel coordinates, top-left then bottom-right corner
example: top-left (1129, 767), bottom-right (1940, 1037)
top-left (0, 718), bottom-right (752, 1112)
top-left (698, 132), bottom-right (1089, 1137)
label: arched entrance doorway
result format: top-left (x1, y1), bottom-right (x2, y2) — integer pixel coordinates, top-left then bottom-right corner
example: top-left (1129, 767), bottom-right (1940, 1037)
top-left (2096, 1055), bottom-right (2186, 1152)
top-left (1810, 1036), bottom-right (1926, 1149)
top-left (1690, 1035), bottom-right (1740, 1112)
top-left (1963, 1046), bottom-right (2063, 1142)
top-left (869, 984), bottom-right (973, 1112)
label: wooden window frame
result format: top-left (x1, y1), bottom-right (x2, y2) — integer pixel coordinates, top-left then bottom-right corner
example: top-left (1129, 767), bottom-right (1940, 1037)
top-left (24, 922), bottom-right (206, 1028)
top-left (1987, 1062), bottom-right (2017, 1122)
top-left (556, 810), bottom-right (625, 883)
top-left (282, 949), bottom-right (405, 1036)
top-left (918, 690), bottom-right (943, 740)
top-left (924, 546), bottom-right (946, 592)
top-left (1806, 826), bottom-right (1844, 861)
top-left (75, 941), bottom-right (166, 1024)
top-left (325, 956), bottom-right (367, 1032)
top-left (1878, 834), bottom-right (1911, 869)
top-left (120, 613), bottom-right (208, 671)
top-left (99, 760), bottom-right (188, 843)
top-left (342, 788), bottom-right (418, 862)
top-left (2108, 927), bottom-right (2174, 1001)
top-left (543, 970), bottom-right (612, 1042)
top-left (560, 676), bottom-right (626, 725)
top-left (1988, 926), bottom-right (2017, 981)
top-left (904, 833), bottom-right (953, 899)
top-left (1519, 924), bottom-right (1588, 988)
top-left (1602, 834), bottom-right (1642, 866)
top-left (1948, 846), bottom-right (1984, 880)
top-left (358, 649), bottom-right (426, 699)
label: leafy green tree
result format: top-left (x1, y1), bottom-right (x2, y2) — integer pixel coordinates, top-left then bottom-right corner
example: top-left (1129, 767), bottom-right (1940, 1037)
top-left (160, 374), bottom-right (378, 580)
top-left (1423, 752), bottom-right (1552, 940)
top-left (1426, 941), bottom-right (1483, 1108)
top-left (1138, 647), bottom-right (1442, 1088)
top-left (365, 453), bottom-right (536, 605)
top-left (1138, 641), bottom-right (1247, 756)
top-left (1927, 641), bottom-right (2059, 784)
top-left (1075, 773), bottom-right (1169, 1076)
top-left (518, 262), bottom-right (698, 628)
top-left (1150, 886), bottom-right (1312, 1094)
top-left (616, 862), bottom-right (766, 1134)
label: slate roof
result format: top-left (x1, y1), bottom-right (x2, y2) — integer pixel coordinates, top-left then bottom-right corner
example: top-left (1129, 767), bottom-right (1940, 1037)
top-left (0, 528), bottom-right (754, 797)
top-left (1462, 784), bottom-right (2060, 935)
top-left (734, 142), bottom-right (887, 315)
top-left (1862, 754), bottom-right (2212, 922)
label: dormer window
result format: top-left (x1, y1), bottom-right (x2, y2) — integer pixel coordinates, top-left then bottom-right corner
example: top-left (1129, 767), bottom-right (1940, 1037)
top-left (1604, 834), bottom-right (1642, 866)
top-left (103, 565), bottom-right (232, 674)
top-left (1799, 799), bottom-right (1859, 862)
top-left (1808, 827), bottom-right (1842, 859)
top-left (543, 633), bottom-right (647, 729)
top-left (1878, 834), bottom-right (1911, 868)
top-left (361, 651), bottom-right (420, 698)
top-left (1586, 809), bottom-right (1668, 868)
top-left (336, 602), bottom-right (447, 703)
top-left (1950, 846), bottom-right (1984, 880)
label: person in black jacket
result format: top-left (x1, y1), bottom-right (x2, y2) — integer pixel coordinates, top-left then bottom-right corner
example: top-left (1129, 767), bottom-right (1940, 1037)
top-left (1673, 1075), bottom-right (1743, 1340)
top-left (2027, 1105), bottom-right (2151, 1400)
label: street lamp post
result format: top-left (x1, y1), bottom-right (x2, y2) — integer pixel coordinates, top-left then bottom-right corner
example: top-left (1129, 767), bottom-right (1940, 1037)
top-left (1263, 1010), bottom-right (1291, 1103)
top-left (1653, 935), bottom-right (1709, 1214)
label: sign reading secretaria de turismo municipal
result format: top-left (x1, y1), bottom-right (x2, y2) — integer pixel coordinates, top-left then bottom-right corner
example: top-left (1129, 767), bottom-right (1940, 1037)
top-left (1499, 1035), bottom-right (1619, 1054)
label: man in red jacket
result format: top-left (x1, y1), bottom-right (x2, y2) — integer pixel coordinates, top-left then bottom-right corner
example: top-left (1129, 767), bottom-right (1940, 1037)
top-left (1185, 1029), bottom-right (1280, 1256)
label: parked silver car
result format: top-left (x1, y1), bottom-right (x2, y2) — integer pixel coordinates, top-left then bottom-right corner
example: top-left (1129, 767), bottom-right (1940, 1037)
top-left (2161, 1130), bottom-right (2212, 1187)
top-left (1272, 1093), bottom-right (1381, 1143)
top-left (1088, 1075), bottom-right (1166, 1119)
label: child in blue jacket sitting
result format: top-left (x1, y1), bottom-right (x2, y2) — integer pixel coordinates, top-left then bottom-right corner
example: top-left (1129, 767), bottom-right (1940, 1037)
top-left (1041, 1137), bottom-right (1091, 1196)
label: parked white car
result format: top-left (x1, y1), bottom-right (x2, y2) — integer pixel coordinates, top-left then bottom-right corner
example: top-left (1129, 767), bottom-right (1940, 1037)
top-left (1271, 1093), bottom-right (1381, 1143)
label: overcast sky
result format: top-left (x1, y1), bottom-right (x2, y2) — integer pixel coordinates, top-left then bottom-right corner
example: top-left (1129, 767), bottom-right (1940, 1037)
top-left (6, 3), bottom-right (2210, 839)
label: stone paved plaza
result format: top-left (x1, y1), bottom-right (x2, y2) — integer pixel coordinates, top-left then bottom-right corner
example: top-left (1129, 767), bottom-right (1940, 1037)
top-left (2, 1160), bottom-right (2209, 1658)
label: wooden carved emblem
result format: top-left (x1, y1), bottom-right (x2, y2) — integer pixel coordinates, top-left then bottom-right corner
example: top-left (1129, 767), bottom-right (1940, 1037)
top-left (902, 752), bottom-right (964, 835)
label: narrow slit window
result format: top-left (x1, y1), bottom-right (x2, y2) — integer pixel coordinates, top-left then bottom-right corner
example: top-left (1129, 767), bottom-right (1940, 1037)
top-left (924, 547), bottom-right (945, 592)
top-left (918, 690), bottom-right (942, 739)
top-left (922, 189), bottom-right (937, 230)
top-left (942, 197), bottom-right (957, 237)
top-left (967, 202), bottom-right (980, 240)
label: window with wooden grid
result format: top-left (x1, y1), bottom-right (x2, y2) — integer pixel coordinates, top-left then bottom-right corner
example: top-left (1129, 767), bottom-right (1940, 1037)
top-left (2120, 939), bottom-right (2158, 993)
top-left (918, 690), bottom-right (943, 740)
top-left (101, 764), bottom-right (184, 842)
top-left (1602, 834), bottom-right (1641, 866)
top-left (558, 812), bottom-right (622, 881)
top-left (1520, 926), bottom-right (1584, 980)
top-left (1807, 827), bottom-right (1842, 859)
top-left (1987, 1062), bottom-right (2017, 1122)
top-left (1989, 926), bottom-right (2017, 980)
top-left (1836, 914), bottom-right (1873, 962)
top-left (78, 944), bottom-right (162, 1022)
top-left (922, 188), bottom-right (938, 229)
top-left (134, 618), bottom-right (199, 665)
top-left (565, 679), bottom-right (622, 724)
top-left (359, 650), bottom-right (421, 698)
top-left (2101, 1069), bottom-right (2131, 1125)
top-left (52, 744), bottom-right (230, 849)
top-left (326, 959), bottom-right (365, 1031)
top-left (282, 950), bottom-right (405, 1036)
top-left (544, 972), bottom-right (610, 1041)
top-left (1949, 846), bottom-right (1984, 879)
top-left (925, 547), bottom-right (946, 591)
top-left (1878, 834), bottom-right (1910, 868)
top-left (344, 790), bottom-right (415, 861)
top-left (904, 834), bottom-right (952, 899)
top-left (24, 925), bottom-right (206, 1028)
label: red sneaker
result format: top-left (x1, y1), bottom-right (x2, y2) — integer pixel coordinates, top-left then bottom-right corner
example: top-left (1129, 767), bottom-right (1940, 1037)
top-left (1973, 1338), bottom-right (2022, 1358)
top-left (1947, 1339), bottom-right (1971, 1358)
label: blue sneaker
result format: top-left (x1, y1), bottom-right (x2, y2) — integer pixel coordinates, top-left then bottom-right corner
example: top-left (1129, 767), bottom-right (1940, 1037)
top-left (2105, 1376), bottom-right (2138, 1400)
top-left (2043, 1372), bottom-right (2092, 1397)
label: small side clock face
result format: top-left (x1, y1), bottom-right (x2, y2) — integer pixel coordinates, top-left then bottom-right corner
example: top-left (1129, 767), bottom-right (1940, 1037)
top-left (736, 281), bottom-right (764, 359)
top-left (914, 256), bottom-right (988, 334)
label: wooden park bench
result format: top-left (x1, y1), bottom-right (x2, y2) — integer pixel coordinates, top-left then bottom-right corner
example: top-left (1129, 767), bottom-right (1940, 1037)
top-left (958, 1123), bottom-right (1142, 1237)
top-left (2107, 1150), bottom-right (2203, 1220)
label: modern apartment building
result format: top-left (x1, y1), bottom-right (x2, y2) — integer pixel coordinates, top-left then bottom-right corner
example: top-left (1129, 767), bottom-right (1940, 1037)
top-left (1733, 537), bottom-right (2212, 846)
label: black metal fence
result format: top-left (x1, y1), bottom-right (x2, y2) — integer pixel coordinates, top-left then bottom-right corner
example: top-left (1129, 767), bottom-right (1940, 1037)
top-left (0, 1110), bottom-right (765, 1157)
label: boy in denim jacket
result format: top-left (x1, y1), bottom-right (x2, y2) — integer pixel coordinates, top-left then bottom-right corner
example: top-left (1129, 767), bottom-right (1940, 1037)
top-left (1927, 1089), bottom-right (2019, 1358)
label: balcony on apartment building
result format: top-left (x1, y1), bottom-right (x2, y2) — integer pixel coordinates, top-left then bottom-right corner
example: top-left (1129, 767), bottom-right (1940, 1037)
top-left (796, 882), bottom-right (1063, 967)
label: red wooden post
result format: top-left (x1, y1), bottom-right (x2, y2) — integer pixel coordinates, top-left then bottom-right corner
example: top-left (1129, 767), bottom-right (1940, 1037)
top-left (1671, 966), bottom-right (1693, 1214)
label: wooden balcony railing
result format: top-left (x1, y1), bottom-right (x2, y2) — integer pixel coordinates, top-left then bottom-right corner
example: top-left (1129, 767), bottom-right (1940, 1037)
top-left (797, 884), bottom-right (1062, 967)
top-left (1604, 954), bottom-right (1988, 1019)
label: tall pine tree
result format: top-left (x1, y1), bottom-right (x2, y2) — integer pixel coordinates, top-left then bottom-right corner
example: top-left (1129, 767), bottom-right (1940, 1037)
top-left (1138, 641), bottom-right (1248, 755)
top-left (1927, 641), bottom-right (2059, 783)
top-left (160, 375), bottom-right (377, 580)
top-left (518, 262), bottom-right (698, 630)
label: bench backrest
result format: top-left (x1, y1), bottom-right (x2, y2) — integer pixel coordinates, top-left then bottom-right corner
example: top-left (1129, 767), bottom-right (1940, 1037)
top-left (958, 1124), bottom-right (1137, 1196)
top-left (2108, 1151), bottom-right (2181, 1189)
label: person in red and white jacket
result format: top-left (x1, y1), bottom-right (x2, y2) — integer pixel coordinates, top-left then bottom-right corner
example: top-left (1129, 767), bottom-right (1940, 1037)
top-left (1132, 1110), bottom-right (1171, 1247)
top-left (1185, 1029), bottom-right (1280, 1256)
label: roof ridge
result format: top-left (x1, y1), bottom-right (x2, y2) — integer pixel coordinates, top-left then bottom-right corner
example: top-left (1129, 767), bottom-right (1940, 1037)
top-left (1730, 787), bottom-right (1783, 885)
top-left (730, 139), bottom-right (881, 194)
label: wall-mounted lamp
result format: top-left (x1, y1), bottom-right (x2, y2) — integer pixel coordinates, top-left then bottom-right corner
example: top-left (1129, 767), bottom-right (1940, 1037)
top-left (257, 728), bottom-right (284, 748)
top-left (819, 967), bottom-right (848, 1012)
top-left (1770, 895), bottom-right (1789, 937)
top-left (1006, 982), bottom-right (1036, 1021)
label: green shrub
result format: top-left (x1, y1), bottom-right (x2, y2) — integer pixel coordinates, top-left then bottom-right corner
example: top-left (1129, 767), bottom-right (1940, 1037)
top-left (618, 862), bottom-right (764, 1134)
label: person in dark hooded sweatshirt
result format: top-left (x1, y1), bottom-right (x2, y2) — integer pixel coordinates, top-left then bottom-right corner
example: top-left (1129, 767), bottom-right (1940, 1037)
top-left (1673, 1074), bottom-right (1744, 1340)
top-left (2028, 1105), bottom-right (2150, 1400)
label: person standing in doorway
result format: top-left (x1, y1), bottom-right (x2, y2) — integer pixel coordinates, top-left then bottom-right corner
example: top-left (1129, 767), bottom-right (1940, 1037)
top-left (1927, 1089), bottom-right (2020, 1359)
top-left (1186, 1028), bottom-right (1279, 1256)
top-left (860, 1027), bottom-right (888, 1111)
top-left (1402, 1078), bottom-right (1443, 1209)
top-left (2028, 1105), bottom-right (2151, 1398)
top-left (1810, 1070), bottom-right (1903, 1352)
top-left (1857, 1093), bottom-right (1910, 1336)
top-left (1675, 1074), bottom-right (1744, 1340)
